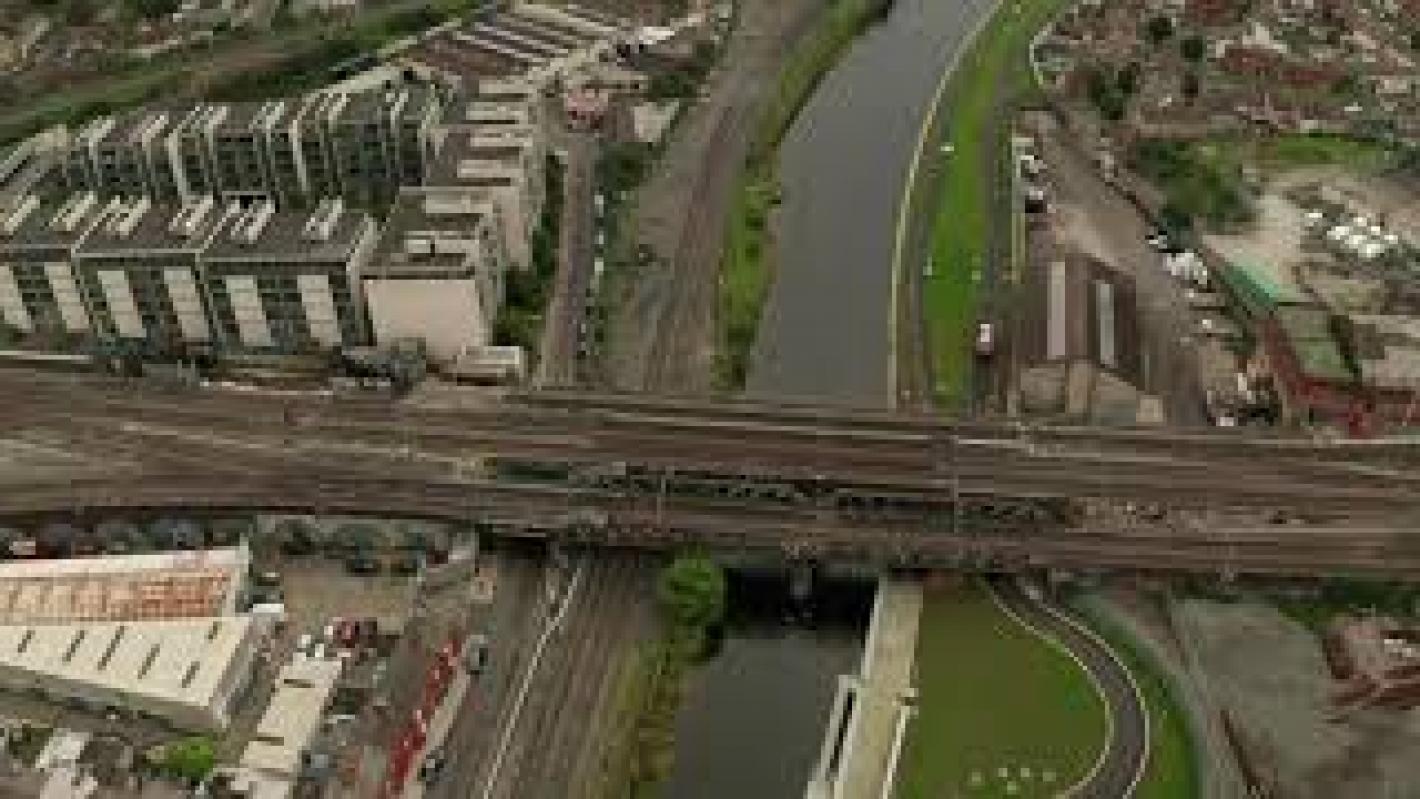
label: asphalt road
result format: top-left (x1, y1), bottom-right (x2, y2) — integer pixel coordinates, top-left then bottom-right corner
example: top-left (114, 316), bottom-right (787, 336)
top-left (990, 577), bottom-right (1148, 799)
top-left (749, 0), bottom-right (1002, 407)
top-left (423, 548), bottom-right (546, 799)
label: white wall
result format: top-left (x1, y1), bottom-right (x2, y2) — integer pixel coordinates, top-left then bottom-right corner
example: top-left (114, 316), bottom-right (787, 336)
top-left (364, 277), bottom-right (489, 365)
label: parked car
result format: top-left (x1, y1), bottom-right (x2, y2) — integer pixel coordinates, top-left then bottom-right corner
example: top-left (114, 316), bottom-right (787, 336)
top-left (465, 634), bottom-right (489, 676)
top-left (419, 750), bottom-right (447, 785)
top-left (974, 322), bottom-right (995, 358)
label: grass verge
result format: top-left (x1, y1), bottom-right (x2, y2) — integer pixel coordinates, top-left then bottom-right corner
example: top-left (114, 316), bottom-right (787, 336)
top-left (716, 0), bottom-right (886, 389)
top-left (896, 580), bottom-right (1107, 798)
top-left (919, 0), bottom-right (1064, 407)
top-left (0, 0), bottom-right (482, 146)
top-left (1072, 598), bottom-right (1202, 799)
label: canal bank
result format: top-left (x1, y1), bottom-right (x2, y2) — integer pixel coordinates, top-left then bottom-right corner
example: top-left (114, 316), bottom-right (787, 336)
top-left (748, 0), bottom-right (1002, 406)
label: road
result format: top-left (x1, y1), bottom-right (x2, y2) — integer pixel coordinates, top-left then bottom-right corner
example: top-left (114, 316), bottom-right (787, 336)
top-left (536, 133), bottom-right (597, 389)
top-left (990, 577), bottom-right (1148, 799)
top-left (422, 547), bottom-right (545, 799)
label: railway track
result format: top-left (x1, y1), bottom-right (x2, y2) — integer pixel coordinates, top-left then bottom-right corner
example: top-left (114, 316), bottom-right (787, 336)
top-left (4, 471), bottom-right (1420, 577)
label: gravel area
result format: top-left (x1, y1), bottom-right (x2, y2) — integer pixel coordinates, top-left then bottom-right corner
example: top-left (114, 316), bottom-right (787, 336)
top-left (1176, 598), bottom-right (1420, 798)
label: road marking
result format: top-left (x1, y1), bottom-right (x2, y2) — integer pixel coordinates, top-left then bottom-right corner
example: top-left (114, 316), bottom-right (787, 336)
top-left (986, 579), bottom-right (1149, 799)
top-left (887, 0), bottom-right (1002, 407)
top-left (478, 560), bottom-right (586, 799)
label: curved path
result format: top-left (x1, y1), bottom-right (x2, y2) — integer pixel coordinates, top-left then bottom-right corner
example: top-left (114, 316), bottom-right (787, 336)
top-left (988, 576), bottom-right (1149, 799)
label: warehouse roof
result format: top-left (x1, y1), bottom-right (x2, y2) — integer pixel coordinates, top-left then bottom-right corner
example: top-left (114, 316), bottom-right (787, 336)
top-left (0, 547), bottom-right (249, 624)
top-left (1274, 304), bottom-right (1353, 383)
top-left (241, 656), bottom-right (341, 779)
top-left (0, 616), bottom-right (255, 725)
top-left (1220, 260), bottom-right (1308, 317)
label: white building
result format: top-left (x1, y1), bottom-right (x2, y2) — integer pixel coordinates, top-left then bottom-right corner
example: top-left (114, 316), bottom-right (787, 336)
top-left (363, 191), bottom-right (510, 366)
top-left (230, 656), bottom-right (342, 798)
top-left (425, 124), bottom-right (546, 271)
top-left (0, 615), bottom-right (259, 731)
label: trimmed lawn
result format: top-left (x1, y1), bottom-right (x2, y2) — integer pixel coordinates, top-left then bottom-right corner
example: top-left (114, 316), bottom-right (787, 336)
top-left (897, 582), bottom-right (1107, 799)
top-left (923, 0), bottom-right (1065, 407)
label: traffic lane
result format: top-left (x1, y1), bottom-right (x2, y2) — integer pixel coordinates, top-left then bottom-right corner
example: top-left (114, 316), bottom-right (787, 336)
top-left (990, 578), bottom-right (1148, 799)
top-left (425, 549), bottom-right (546, 799)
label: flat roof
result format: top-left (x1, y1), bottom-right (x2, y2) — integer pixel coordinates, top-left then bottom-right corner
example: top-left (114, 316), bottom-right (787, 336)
top-left (241, 656), bottom-right (341, 779)
top-left (0, 547), bottom-right (249, 625)
top-left (203, 204), bottom-right (371, 265)
top-left (0, 615), bottom-right (255, 722)
top-left (77, 197), bottom-right (233, 258)
top-left (0, 194), bottom-right (110, 255)
top-left (369, 191), bottom-right (496, 279)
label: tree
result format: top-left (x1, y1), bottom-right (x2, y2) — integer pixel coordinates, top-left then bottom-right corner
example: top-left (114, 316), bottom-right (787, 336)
top-left (1145, 15), bottom-right (1174, 44)
top-left (657, 556), bottom-right (726, 631)
top-left (127, 0), bottom-right (179, 19)
top-left (1180, 34), bottom-right (1206, 62)
top-left (1182, 71), bottom-right (1201, 102)
top-left (1116, 62), bottom-right (1142, 97)
top-left (1411, 30), bottom-right (1420, 51)
top-left (157, 737), bottom-right (215, 783)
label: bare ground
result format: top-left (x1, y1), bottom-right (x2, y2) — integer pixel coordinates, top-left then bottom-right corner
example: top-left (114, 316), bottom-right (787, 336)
top-left (1174, 598), bottom-right (1420, 799)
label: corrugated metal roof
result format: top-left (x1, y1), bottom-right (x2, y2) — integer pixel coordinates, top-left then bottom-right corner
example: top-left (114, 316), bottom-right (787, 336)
top-left (1220, 261), bottom-right (1307, 316)
top-left (1274, 305), bottom-right (1353, 383)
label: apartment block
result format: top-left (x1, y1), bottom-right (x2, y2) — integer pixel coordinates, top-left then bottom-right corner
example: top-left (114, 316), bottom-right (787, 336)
top-left (56, 86), bottom-right (443, 209)
top-left (0, 192), bottom-right (108, 341)
top-left (424, 122), bottom-right (545, 270)
top-left (73, 195), bottom-right (234, 354)
top-left (202, 198), bottom-right (376, 353)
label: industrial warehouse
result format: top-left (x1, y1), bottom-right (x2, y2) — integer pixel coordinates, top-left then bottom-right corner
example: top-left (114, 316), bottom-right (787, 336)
top-left (0, 548), bottom-right (258, 732)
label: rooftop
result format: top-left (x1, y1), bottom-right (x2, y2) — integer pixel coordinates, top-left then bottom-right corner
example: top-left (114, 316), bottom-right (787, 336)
top-left (0, 547), bottom-right (249, 625)
top-left (77, 195), bottom-right (235, 258)
top-left (369, 191), bottom-right (497, 279)
top-left (0, 615), bottom-right (255, 725)
top-left (203, 199), bottom-right (372, 264)
top-left (240, 656), bottom-right (341, 779)
top-left (0, 193), bottom-right (111, 254)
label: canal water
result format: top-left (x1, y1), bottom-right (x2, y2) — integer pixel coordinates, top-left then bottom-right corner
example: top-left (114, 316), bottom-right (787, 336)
top-left (668, 0), bottom-right (1002, 793)
top-left (659, 569), bottom-right (873, 799)
top-left (749, 0), bottom-right (999, 406)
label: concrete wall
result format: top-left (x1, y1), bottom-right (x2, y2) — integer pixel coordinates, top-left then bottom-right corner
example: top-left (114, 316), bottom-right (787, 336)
top-left (364, 277), bottom-right (488, 364)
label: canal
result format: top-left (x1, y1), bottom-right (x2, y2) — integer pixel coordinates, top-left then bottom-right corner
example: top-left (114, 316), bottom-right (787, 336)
top-left (668, 0), bottom-right (1002, 793)
top-left (659, 569), bottom-right (873, 799)
top-left (748, 0), bottom-right (999, 407)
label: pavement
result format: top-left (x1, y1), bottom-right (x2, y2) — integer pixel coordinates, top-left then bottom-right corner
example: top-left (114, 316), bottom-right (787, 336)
top-left (1034, 114), bottom-right (1207, 426)
top-left (810, 577), bottom-right (923, 799)
top-left (989, 577), bottom-right (1149, 799)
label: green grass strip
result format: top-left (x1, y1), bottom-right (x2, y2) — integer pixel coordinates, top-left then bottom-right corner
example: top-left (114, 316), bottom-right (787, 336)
top-left (896, 581), bottom-right (1108, 798)
top-left (921, 0), bottom-right (1064, 407)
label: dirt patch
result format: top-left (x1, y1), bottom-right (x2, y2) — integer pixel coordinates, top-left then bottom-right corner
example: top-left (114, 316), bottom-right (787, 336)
top-left (1175, 598), bottom-right (1420, 798)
